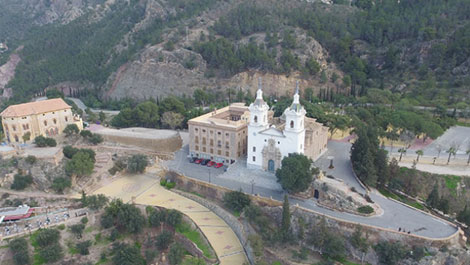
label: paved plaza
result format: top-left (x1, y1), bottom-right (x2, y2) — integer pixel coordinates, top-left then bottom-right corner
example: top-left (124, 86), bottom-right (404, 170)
top-left (92, 173), bottom-right (248, 265)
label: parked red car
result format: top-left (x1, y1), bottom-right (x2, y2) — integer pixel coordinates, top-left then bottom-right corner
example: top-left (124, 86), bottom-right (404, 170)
top-left (207, 161), bottom-right (216, 167)
top-left (214, 163), bottom-right (223, 168)
top-left (194, 159), bottom-right (203, 164)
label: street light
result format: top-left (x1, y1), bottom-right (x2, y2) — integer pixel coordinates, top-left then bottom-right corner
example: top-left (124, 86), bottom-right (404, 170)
top-left (208, 169), bottom-right (211, 184)
top-left (251, 179), bottom-right (255, 195)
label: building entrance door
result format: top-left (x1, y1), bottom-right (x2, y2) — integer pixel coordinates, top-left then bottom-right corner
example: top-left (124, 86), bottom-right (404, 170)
top-left (268, 159), bottom-right (275, 172)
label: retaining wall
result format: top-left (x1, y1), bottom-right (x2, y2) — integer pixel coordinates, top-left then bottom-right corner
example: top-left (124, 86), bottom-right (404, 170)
top-left (169, 171), bottom-right (464, 250)
top-left (96, 130), bottom-right (182, 153)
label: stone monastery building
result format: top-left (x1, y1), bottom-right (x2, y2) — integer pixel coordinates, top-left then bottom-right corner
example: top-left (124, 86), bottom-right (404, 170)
top-left (1, 98), bottom-right (83, 144)
top-left (189, 81), bottom-right (328, 172)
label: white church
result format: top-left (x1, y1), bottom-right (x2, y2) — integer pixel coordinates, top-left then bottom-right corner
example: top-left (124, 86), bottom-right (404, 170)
top-left (247, 83), bottom-right (328, 172)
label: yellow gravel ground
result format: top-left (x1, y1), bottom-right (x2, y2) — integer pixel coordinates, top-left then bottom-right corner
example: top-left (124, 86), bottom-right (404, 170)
top-left (92, 174), bottom-right (248, 265)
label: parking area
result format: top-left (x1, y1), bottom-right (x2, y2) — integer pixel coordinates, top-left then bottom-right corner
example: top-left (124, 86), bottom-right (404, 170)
top-left (424, 126), bottom-right (470, 156)
top-left (163, 145), bottom-right (226, 182)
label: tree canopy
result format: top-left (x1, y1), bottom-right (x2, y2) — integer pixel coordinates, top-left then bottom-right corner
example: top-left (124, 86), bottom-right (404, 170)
top-left (276, 153), bottom-right (316, 193)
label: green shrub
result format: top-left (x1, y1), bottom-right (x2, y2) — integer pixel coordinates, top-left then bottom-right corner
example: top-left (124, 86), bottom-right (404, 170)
top-left (63, 145), bottom-right (79, 159)
top-left (57, 224), bottom-right (66, 230)
top-left (80, 130), bottom-right (92, 138)
top-left (51, 177), bottom-right (72, 194)
top-left (223, 190), bottom-right (251, 212)
top-left (357, 205), bottom-right (374, 214)
top-left (127, 154), bottom-right (148, 173)
top-left (25, 155), bottom-right (37, 164)
top-left (160, 179), bottom-right (167, 186)
top-left (89, 134), bottom-right (103, 145)
top-left (81, 217), bottom-right (89, 224)
top-left (165, 181), bottom-right (176, 189)
top-left (34, 135), bottom-right (56, 147)
top-left (9, 238), bottom-right (30, 265)
top-left (45, 137), bottom-right (57, 147)
top-left (76, 240), bottom-right (92, 255)
top-left (11, 174), bottom-right (33, 190)
top-left (63, 124), bottom-right (80, 136)
top-left (155, 231), bottom-right (173, 250)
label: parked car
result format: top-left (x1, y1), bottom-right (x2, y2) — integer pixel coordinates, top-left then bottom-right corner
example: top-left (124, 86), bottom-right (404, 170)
top-left (207, 161), bottom-right (216, 167)
top-left (195, 159), bottom-right (203, 164)
top-left (189, 157), bottom-right (197, 163)
top-left (214, 163), bottom-right (224, 168)
top-left (201, 159), bottom-right (211, 166)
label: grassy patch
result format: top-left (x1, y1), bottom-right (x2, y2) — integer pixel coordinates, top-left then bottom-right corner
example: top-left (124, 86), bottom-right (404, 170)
top-left (444, 175), bottom-right (461, 197)
top-left (84, 226), bottom-right (95, 234)
top-left (378, 188), bottom-right (425, 210)
top-left (456, 121), bottom-right (470, 127)
top-left (67, 242), bottom-right (78, 255)
top-left (190, 191), bottom-right (206, 198)
top-left (30, 231), bottom-right (46, 265)
top-left (176, 222), bottom-right (214, 259)
top-left (357, 205), bottom-right (374, 214)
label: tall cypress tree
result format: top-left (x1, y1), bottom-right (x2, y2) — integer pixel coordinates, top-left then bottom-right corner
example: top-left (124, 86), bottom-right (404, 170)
top-left (426, 184), bottom-right (440, 209)
top-left (281, 194), bottom-right (291, 241)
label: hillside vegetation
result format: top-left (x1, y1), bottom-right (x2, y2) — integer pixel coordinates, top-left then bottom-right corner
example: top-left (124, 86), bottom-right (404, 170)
top-left (0, 0), bottom-right (469, 110)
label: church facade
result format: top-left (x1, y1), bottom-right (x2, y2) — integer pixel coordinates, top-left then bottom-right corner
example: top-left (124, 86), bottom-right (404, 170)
top-left (247, 84), bottom-right (328, 172)
top-left (188, 81), bottom-right (328, 172)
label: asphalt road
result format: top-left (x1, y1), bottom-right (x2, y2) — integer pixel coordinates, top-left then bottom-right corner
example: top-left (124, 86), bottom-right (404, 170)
top-left (165, 141), bottom-right (458, 239)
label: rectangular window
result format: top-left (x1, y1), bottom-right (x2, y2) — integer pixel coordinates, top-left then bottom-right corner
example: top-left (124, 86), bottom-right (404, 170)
top-left (203, 147), bottom-right (206, 152)
top-left (195, 136), bottom-right (199, 143)
top-left (252, 156), bottom-right (256, 162)
top-left (218, 150), bottom-right (221, 155)
top-left (225, 151), bottom-right (229, 157)
top-left (195, 145), bottom-right (199, 151)
top-left (210, 139), bottom-right (213, 146)
top-left (210, 148), bottom-right (213, 154)
top-left (202, 137), bottom-right (206, 145)
top-left (217, 140), bottom-right (221, 147)
top-left (225, 141), bottom-right (229, 148)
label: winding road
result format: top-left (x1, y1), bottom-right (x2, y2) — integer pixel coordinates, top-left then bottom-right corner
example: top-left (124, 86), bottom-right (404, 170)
top-left (166, 140), bottom-right (458, 239)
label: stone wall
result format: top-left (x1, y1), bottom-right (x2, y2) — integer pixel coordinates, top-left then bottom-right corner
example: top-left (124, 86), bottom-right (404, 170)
top-left (169, 170), bottom-right (464, 261)
top-left (171, 188), bottom-right (256, 265)
top-left (95, 131), bottom-right (182, 153)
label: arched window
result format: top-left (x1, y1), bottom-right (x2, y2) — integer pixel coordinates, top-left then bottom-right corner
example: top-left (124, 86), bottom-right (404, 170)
top-left (290, 120), bottom-right (294, 128)
top-left (254, 115), bottom-right (258, 123)
top-left (253, 146), bottom-right (256, 152)
top-left (44, 120), bottom-right (47, 126)
top-left (53, 118), bottom-right (57, 124)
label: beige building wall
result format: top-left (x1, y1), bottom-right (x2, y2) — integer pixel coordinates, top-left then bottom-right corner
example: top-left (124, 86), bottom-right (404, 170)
top-left (2, 105), bottom-right (83, 144)
top-left (188, 103), bottom-right (249, 164)
top-left (304, 117), bottom-right (328, 161)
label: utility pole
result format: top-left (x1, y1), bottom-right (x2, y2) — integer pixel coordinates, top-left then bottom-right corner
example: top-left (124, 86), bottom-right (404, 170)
top-left (251, 179), bottom-right (255, 194)
top-left (208, 169), bottom-right (211, 184)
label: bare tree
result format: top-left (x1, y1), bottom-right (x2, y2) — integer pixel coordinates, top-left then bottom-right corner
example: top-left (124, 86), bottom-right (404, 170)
top-left (161, 111), bottom-right (184, 130)
top-left (436, 144), bottom-right (442, 158)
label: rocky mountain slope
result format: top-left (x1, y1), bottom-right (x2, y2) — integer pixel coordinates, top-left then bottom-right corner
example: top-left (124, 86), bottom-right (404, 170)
top-left (0, 0), bottom-right (344, 103)
top-left (0, 0), bottom-right (469, 107)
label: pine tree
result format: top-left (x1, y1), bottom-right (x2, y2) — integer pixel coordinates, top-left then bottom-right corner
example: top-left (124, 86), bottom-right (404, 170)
top-left (281, 194), bottom-right (291, 241)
